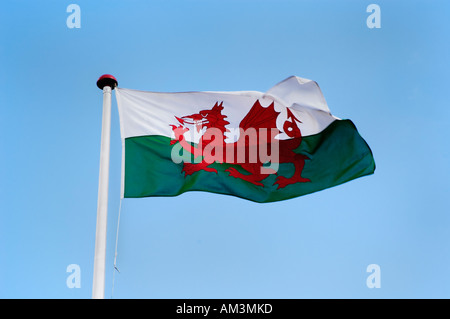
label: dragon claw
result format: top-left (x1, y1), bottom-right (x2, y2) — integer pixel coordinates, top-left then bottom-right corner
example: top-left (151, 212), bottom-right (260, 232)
top-left (274, 176), bottom-right (289, 189)
top-left (274, 175), bottom-right (310, 189)
top-left (182, 163), bottom-right (217, 176)
top-left (225, 167), bottom-right (239, 177)
top-left (170, 124), bottom-right (189, 143)
top-left (204, 166), bottom-right (218, 174)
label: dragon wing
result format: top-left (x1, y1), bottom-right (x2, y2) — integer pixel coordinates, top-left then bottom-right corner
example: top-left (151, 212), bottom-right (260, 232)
top-left (235, 99), bottom-right (281, 150)
top-left (239, 100), bottom-right (280, 133)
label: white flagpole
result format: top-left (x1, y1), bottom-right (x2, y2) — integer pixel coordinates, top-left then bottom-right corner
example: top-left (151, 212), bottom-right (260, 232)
top-left (93, 74), bottom-right (118, 299)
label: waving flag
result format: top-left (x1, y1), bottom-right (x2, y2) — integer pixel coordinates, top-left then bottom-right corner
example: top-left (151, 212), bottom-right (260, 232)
top-left (115, 76), bottom-right (375, 203)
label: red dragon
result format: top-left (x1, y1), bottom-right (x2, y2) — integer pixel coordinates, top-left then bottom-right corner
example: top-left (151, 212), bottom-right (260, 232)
top-left (169, 100), bottom-right (310, 189)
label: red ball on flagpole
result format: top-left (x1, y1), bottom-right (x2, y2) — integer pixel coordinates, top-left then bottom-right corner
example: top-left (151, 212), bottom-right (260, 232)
top-left (97, 74), bottom-right (118, 90)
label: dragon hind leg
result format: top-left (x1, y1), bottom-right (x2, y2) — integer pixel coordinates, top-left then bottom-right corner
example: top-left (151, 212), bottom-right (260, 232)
top-left (274, 154), bottom-right (310, 189)
top-left (225, 167), bottom-right (267, 187)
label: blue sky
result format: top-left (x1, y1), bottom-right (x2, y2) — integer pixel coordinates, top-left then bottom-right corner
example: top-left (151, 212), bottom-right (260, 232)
top-left (1, 0), bottom-right (449, 298)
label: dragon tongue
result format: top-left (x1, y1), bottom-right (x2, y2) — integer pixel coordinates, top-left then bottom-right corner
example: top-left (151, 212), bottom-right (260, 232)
top-left (175, 116), bottom-right (185, 125)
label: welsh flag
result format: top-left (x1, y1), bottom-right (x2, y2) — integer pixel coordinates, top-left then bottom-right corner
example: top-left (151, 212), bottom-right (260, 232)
top-left (115, 76), bottom-right (375, 203)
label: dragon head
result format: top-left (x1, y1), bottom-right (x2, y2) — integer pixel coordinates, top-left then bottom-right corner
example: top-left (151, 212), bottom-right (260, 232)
top-left (175, 101), bottom-right (230, 133)
top-left (283, 108), bottom-right (302, 138)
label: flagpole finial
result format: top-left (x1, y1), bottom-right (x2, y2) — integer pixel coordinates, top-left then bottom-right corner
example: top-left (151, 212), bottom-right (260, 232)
top-left (97, 74), bottom-right (118, 90)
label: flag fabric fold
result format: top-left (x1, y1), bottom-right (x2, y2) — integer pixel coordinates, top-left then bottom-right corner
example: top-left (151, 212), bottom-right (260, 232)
top-left (115, 76), bottom-right (375, 203)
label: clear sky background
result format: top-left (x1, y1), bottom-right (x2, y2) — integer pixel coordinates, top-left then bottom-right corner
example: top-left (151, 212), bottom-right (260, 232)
top-left (1, 0), bottom-right (449, 299)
